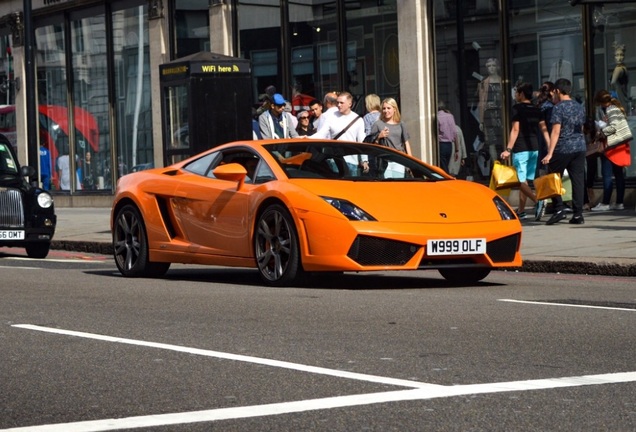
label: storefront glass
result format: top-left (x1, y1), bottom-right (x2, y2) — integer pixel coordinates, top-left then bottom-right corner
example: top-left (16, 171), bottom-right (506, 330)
top-left (437, 1), bottom-right (635, 182)
top-left (344, 1), bottom-right (399, 112)
top-left (70, 10), bottom-right (109, 192)
top-left (237, 1), bottom-right (282, 102)
top-left (239, 1), bottom-right (398, 117)
top-left (435, 0), bottom-right (503, 181)
top-left (174, 0), bottom-right (210, 58)
top-left (0, 34), bottom-right (17, 149)
top-left (590, 3), bottom-right (636, 176)
top-left (35, 21), bottom-right (72, 191)
top-left (113, 4), bottom-right (152, 182)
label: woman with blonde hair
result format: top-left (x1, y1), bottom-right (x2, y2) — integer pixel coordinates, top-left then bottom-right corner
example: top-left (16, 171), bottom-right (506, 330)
top-left (363, 94), bottom-right (381, 135)
top-left (368, 97), bottom-right (412, 155)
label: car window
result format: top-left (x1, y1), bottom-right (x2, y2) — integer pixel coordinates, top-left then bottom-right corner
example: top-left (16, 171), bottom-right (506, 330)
top-left (183, 152), bottom-right (220, 176)
top-left (0, 143), bottom-right (19, 175)
top-left (197, 149), bottom-right (274, 185)
top-left (252, 160), bottom-right (275, 184)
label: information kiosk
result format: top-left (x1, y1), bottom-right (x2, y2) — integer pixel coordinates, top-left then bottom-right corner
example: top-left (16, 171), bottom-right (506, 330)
top-left (160, 52), bottom-right (252, 165)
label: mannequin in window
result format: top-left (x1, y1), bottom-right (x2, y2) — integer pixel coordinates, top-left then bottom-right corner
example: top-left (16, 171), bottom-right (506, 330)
top-left (478, 58), bottom-right (503, 163)
top-left (610, 42), bottom-right (628, 109)
top-left (548, 57), bottom-right (573, 87)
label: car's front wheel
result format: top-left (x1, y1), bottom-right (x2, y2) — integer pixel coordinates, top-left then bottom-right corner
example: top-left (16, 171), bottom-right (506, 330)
top-left (438, 267), bottom-right (491, 284)
top-left (254, 204), bottom-right (304, 286)
top-left (25, 242), bottom-right (50, 259)
top-left (113, 204), bottom-right (170, 278)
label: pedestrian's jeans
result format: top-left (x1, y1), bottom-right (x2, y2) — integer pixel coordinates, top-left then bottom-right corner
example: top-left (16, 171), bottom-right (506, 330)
top-left (600, 154), bottom-right (625, 205)
top-left (548, 150), bottom-right (586, 217)
top-left (439, 141), bottom-right (452, 174)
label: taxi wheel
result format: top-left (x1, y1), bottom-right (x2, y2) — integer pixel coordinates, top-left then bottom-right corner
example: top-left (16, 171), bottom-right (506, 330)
top-left (25, 242), bottom-right (50, 259)
top-left (113, 204), bottom-right (170, 278)
top-left (438, 268), bottom-right (491, 284)
top-left (254, 204), bottom-right (304, 287)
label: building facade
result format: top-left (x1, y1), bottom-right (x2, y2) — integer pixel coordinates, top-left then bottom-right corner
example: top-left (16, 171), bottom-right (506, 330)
top-left (0, 0), bottom-right (633, 207)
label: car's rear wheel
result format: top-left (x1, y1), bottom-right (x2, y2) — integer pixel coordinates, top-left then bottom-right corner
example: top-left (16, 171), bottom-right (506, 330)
top-left (438, 267), bottom-right (491, 284)
top-left (255, 204), bottom-right (304, 286)
top-left (113, 204), bottom-right (170, 278)
top-left (25, 242), bottom-right (50, 259)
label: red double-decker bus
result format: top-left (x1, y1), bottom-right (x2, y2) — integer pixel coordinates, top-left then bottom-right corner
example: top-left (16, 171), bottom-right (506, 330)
top-left (0, 104), bottom-right (99, 189)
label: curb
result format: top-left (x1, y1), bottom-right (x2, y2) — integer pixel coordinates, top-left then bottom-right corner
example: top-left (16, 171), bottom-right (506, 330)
top-left (51, 241), bottom-right (113, 256)
top-left (516, 260), bottom-right (636, 277)
top-left (50, 241), bottom-right (636, 277)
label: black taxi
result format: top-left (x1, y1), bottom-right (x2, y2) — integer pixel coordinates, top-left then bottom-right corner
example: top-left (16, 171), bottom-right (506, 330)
top-left (0, 133), bottom-right (56, 258)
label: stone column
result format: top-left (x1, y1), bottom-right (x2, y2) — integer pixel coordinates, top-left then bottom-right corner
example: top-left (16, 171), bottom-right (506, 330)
top-left (148, 0), bottom-right (168, 169)
top-left (209, 1), bottom-right (234, 56)
top-left (396, 0), bottom-right (437, 165)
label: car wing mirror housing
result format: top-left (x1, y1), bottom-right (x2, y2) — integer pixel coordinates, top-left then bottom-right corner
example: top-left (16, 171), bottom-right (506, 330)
top-left (213, 163), bottom-right (247, 190)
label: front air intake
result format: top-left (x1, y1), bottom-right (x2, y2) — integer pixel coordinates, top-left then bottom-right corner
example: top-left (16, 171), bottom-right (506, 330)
top-left (347, 235), bottom-right (419, 266)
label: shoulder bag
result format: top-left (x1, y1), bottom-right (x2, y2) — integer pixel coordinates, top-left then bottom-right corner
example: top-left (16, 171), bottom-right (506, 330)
top-left (333, 115), bottom-right (361, 140)
top-left (602, 110), bottom-right (632, 149)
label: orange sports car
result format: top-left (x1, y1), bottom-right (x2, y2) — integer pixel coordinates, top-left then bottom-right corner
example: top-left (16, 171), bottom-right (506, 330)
top-left (111, 139), bottom-right (522, 286)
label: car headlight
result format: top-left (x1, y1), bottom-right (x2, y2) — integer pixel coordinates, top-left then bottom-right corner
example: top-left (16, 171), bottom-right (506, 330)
top-left (322, 196), bottom-right (376, 221)
top-left (37, 192), bottom-right (54, 209)
top-left (493, 196), bottom-right (515, 220)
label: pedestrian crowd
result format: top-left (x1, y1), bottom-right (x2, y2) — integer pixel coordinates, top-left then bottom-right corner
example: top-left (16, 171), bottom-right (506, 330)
top-left (252, 80), bottom-right (633, 222)
top-left (253, 86), bottom-right (414, 178)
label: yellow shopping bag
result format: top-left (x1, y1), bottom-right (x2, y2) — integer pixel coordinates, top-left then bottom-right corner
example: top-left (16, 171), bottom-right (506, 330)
top-left (534, 172), bottom-right (565, 200)
top-left (490, 160), bottom-right (520, 190)
top-left (489, 168), bottom-right (510, 197)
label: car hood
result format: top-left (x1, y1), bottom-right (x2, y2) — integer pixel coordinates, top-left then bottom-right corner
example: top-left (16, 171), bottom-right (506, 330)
top-left (288, 179), bottom-right (504, 223)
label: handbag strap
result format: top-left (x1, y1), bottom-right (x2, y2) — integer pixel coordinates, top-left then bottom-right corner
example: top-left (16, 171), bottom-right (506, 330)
top-left (333, 115), bottom-right (361, 140)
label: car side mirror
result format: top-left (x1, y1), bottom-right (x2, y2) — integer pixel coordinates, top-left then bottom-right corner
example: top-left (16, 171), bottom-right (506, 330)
top-left (21, 165), bottom-right (36, 178)
top-left (213, 163), bottom-right (247, 190)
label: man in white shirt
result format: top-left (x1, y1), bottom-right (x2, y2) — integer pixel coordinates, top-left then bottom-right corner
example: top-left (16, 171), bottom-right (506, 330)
top-left (311, 92), bottom-right (365, 142)
top-left (311, 91), bottom-right (367, 173)
top-left (313, 92), bottom-right (339, 131)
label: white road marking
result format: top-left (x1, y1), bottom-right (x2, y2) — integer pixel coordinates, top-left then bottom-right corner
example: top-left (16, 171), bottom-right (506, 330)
top-left (7, 325), bottom-right (636, 432)
top-left (4, 372), bottom-right (636, 432)
top-left (6, 257), bottom-right (108, 264)
top-left (12, 324), bottom-right (439, 390)
top-left (0, 266), bottom-right (41, 270)
top-left (499, 298), bottom-right (636, 312)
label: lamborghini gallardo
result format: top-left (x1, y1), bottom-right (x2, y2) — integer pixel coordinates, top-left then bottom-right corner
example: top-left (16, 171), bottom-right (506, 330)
top-left (111, 139), bottom-right (522, 286)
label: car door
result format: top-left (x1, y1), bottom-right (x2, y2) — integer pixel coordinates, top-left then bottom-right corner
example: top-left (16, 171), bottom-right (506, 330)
top-left (172, 150), bottom-right (256, 258)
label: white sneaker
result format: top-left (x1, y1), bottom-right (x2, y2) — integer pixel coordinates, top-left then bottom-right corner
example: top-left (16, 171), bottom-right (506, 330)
top-left (591, 203), bottom-right (610, 212)
top-left (611, 203), bottom-right (624, 210)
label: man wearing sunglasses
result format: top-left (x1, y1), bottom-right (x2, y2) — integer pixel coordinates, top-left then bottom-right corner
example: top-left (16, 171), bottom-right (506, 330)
top-left (295, 110), bottom-right (316, 136)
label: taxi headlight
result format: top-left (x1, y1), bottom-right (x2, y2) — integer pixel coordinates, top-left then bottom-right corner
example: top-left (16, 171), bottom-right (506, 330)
top-left (37, 192), bottom-right (54, 209)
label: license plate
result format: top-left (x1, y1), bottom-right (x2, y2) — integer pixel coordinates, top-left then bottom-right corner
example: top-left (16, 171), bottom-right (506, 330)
top-left (0, 230), bottom-right (25, 240)
top-left (427, 238), bottom-right (486, 256)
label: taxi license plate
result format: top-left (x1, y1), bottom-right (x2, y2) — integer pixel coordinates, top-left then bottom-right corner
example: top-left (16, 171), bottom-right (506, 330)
top-left (427, 238), bottom-right (486, 256)
top-left (0, 230), bottom-right (25, 240)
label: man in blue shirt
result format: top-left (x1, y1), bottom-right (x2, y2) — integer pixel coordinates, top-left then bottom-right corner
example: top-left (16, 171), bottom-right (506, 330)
top-left (541, 79), bottom-right (586, 225)
top-left (39, 144), bottom-right (51, 190)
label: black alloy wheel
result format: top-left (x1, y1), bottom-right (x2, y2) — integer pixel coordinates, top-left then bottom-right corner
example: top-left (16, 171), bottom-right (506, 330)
top-left (254, 204), bottom-right (304, 286)
top-left (113, 204), bottom-right (170, 278)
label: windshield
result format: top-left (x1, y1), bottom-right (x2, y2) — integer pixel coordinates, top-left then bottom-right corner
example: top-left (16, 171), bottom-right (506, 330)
top-left (265, 142), bottom-right (447, 181)
top-left (0, 143), bottom-right (19, 176)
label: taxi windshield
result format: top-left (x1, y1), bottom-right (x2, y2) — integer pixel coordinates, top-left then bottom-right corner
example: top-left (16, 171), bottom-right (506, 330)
top-left (0, 143), bottom-right (19, 176)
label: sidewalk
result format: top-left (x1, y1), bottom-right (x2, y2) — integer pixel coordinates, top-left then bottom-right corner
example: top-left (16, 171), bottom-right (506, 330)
top-left (51, 206), bottom-right (636, 277)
